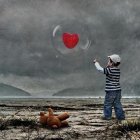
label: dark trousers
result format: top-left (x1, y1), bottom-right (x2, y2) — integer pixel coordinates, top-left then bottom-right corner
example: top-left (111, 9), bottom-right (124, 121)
top-left (104, 90), bottom-right (125, 120)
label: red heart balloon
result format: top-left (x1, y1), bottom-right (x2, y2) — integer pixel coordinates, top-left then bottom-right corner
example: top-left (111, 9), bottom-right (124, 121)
top-left (62, 33), bottom-right (79, 49)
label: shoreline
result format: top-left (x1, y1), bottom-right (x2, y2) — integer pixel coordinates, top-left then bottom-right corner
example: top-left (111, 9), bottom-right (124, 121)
top-left (0, 96), bottom-right (140, 99)
top-left (0, 98), bottom-right (140, 139)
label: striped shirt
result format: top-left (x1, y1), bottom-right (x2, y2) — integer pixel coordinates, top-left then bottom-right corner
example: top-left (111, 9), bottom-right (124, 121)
top-left (104, 67), bottom-right (121, 91)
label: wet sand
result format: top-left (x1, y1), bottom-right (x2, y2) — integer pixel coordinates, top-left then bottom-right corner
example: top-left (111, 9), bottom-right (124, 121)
top-left (0, 98), bottom-right (140, 140)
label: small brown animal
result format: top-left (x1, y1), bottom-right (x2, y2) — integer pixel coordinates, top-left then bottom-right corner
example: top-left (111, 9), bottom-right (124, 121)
top-left (61, 120), bottom-right (69, 127)
top-left (39, 108), bottom-right (70, 128)
top-left (39, 112), bottom-right (48, 125)
top-left (57, 112), bottom-right (69, 121)
top-left (47, 108), bottom-right (61, 128)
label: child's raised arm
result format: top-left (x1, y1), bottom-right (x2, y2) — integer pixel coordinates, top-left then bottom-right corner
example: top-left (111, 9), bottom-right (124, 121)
top-left (93, 59), bottom-right (104, 73)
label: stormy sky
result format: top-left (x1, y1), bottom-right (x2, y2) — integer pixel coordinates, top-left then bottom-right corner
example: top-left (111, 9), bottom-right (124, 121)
top-left (0, 0), bottom-right (140, 96)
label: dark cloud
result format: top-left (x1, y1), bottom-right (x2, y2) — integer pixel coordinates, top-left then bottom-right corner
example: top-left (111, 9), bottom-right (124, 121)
top-left (0, 0), bottom-right (140, 96)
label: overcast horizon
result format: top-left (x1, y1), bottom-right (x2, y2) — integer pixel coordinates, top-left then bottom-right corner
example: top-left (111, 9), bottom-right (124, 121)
top-left (0, 0), bottom-right (140, 96)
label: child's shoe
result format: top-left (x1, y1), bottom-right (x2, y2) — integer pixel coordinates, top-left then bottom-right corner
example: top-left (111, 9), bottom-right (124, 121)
top-left (101, 116), bottom-right (111, 120)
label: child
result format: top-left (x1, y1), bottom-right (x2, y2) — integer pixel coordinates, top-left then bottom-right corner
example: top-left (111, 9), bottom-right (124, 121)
top-left (93, 54), bottom-right (125, 120)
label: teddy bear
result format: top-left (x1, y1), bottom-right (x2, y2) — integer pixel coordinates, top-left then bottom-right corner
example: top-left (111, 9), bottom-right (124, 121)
top-left (39, 108), bottom-right (69, 128)
top-left (39, 112), bottom-right (48, 125)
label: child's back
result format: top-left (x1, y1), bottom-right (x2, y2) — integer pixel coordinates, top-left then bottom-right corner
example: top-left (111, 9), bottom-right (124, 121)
top-left (104, 67), bottom-right (121, 91)
top-left (94, 54), bottom-right (125, 120)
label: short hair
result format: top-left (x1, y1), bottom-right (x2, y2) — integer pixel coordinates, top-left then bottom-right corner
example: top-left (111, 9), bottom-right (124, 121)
top-left (110, 58), bottom-right (120, 67)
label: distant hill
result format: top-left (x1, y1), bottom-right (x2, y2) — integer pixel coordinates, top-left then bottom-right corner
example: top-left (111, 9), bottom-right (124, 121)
top-left (0, 83), bottom-right (30, 96)
top-left (53, 87), bottom-right (101, 96)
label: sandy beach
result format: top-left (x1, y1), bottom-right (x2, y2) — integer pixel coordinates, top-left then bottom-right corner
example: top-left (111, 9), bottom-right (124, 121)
top-left (0, 98), bottom-right (140, 140)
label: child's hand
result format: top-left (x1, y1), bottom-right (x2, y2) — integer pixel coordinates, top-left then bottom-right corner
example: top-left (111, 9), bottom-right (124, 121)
top-left (93, 59), bottom-right (97, 63)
